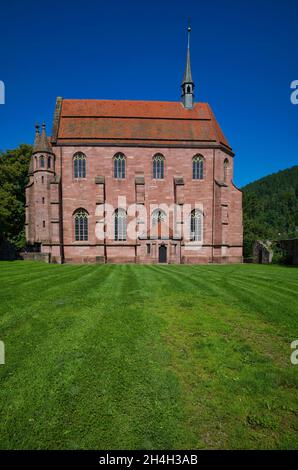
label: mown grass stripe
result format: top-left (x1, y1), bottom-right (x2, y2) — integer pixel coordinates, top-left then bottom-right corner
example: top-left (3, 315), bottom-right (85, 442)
top-left (0, 263), bottom-right (297, 449)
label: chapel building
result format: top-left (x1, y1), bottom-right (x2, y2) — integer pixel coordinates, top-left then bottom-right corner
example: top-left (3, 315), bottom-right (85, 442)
top-left (25, 28), bottom-right (243, 264)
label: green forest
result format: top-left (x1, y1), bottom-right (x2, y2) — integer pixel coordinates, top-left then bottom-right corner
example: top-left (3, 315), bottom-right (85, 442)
top-left (242, 166), bottom-right (298, 257)
top-left (0, 145), bottom-right (297, 258)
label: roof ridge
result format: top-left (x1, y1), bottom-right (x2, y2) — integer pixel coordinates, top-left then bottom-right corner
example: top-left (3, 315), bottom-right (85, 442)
top-left (52, 99), bottom-right (232, 150)
top-left (61, 99), bottom-right (209, 105)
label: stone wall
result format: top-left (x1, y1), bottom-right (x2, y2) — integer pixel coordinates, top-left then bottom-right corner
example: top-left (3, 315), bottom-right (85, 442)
top-left (26, 145), bottom-right (243, 264)
top-left (253, 241), bottom-right (273, 264)
top-left (20, 252), bottom-right (51, 263)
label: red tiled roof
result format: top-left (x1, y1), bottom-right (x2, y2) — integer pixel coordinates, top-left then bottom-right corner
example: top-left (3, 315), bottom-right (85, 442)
top-left (52, 99), bottom-right (231, 150)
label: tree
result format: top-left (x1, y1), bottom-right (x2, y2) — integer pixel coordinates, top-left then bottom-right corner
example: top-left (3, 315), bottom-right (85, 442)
top-left (0, 144), bottom-right (32, 249)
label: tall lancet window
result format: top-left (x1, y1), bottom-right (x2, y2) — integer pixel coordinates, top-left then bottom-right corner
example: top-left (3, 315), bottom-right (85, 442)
top-left (40, 155), bottom-right (45, 168)
top-left (192, 155), bottom-right (204, 179)
top-left (223, 158), bottom-right (229, 183)
top-left (74, 209), bottom-right (88, 241)
top-left (114, 153), bottom-right (126, 179)
top-left (114, 209), bottom-right (127, 241)
top-left (190, 209), bottom-right (203, 242)
top-left (74, 152), bottom-right (86, 178)
top-left (152, 209), bottom-right (166, 226)
top-left (153, 154), bottom-right (165, 179)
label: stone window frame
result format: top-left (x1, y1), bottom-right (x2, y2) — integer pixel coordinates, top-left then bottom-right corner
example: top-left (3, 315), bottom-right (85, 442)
top-left (152, 153), bottom-right (165, 180)
top-left (151, 209), bottom-right (167, 227)
top-left (190, 209), bottom-right (203, 242)
top-left (223, 158), bottom-right (229, 183)
top-left (73, 208), bottom-right (89, 241)
top-left (192, 154), bottom-right (204, 180)
top-left (113, 152), bottom-right (126, 179)
top-left (73, 152), bottom-right (87, 179)
top-left (150, 209), bottom-right (168, 240)
top-left (114, 208), bottom-right (127, 241)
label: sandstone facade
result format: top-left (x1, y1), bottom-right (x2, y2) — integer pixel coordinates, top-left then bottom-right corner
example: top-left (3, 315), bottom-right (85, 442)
top-left (25, 29), bottom-right (243, 264)
top-left (25, 104), bottom-right (243, 264)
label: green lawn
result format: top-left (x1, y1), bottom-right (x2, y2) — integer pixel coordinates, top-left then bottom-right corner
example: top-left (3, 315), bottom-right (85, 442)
top-left (0, 262), bottom-right (297, 450)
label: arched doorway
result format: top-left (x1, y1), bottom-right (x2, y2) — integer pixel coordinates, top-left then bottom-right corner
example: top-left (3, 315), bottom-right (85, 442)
top-left (159, 244), bottom-right (167, 263)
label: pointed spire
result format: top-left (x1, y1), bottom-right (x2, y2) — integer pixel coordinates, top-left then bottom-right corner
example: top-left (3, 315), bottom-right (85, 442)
top-left (182, 26), bottom-right (193, 84)
top-left (33, 123), bottom-right (41, 153)
top-left (33, 122), bottom-right (52, 153)
top-left (29, 124), bottom-right (40, 173)
top-left (181, 24), bottom-right (195, 109)
top-left (40, 122), bottom-right (52, 153)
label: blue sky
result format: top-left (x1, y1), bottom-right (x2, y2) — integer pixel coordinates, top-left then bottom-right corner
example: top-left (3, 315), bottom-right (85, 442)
top-left (0, 0), bottom-right (297, 186)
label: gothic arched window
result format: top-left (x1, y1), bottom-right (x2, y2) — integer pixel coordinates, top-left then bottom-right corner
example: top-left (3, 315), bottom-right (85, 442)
top-left (74, 208), bottom-right (88, 241)
top-left (73, 152), bottom-right (86, 178)
top-left (223, 158), bottom-right (229, 182)
top-left (190, 209), bottom-right (203, 242)
top-left (40, 155), bottom-right (45, 168)
top-left (47, 156), bottom-right (51, 169)
top-left (153, 154), bottom-right (165, 179)
top-left (114, 153), bottom-right (126, 179)
top-left (114, 208), bottom-right (127, 241)
top-left (192, 155), bottom-right (204, 180)
top-left (151, 209), bottom-right (167, 239)
top-left (152, 209), bottom-right (166, 226)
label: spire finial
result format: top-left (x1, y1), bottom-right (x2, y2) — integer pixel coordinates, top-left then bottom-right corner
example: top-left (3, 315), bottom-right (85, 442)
top-left (181, 23), bottom-right (195, 109)
top-left (33, 120), bottom-right (52, 154)
top-left (33, 122), bottom-right (41, 153)
top-left (187, 19), bottom-right (191, 48)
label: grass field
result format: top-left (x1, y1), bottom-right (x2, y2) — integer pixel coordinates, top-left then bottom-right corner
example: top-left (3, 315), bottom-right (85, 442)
top-left (0, 262), bottom-right (297, 450)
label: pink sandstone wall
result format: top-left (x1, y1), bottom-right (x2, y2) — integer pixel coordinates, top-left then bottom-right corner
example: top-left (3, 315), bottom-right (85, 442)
top-left (26, 145), bottom-right (243, 264)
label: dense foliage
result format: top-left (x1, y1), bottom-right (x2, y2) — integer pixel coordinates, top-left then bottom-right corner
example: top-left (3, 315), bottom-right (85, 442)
top-left (0, 145), bottom-right (31, 249)
top-left (242, 166), bottom-right (298, 257)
